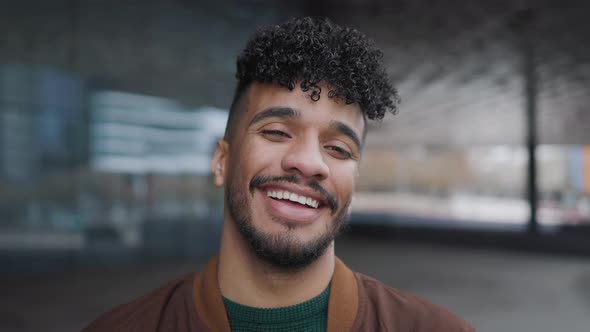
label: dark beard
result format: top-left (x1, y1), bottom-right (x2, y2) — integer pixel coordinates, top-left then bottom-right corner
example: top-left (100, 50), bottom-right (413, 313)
top-left (226, 175), bottom-right (350, 270)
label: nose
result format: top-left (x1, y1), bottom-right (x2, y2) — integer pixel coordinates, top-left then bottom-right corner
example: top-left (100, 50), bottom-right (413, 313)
top-left (281, 137), bottom-right (330, 180)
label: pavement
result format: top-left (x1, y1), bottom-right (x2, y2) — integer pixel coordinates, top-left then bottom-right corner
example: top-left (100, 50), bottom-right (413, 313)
top-left (1, 234), bottom-right (589, 332)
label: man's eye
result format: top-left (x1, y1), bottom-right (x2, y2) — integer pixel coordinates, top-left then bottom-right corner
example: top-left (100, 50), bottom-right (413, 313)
top-left (325, 145), bottom-right (352, 159)
top-left (261, 130), bottom-right (290, 139)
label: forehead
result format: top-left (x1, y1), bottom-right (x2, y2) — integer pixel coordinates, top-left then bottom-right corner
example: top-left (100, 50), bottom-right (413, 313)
top-left (240, 82), bottom-right (365, 131)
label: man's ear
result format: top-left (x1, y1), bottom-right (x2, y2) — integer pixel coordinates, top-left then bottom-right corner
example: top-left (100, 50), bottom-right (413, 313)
top-left (211, 140), bottom-right (229, 187)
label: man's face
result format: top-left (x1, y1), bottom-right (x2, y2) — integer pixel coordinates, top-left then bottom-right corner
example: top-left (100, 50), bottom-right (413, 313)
top-left (212, 82), bottom-right (364, 269)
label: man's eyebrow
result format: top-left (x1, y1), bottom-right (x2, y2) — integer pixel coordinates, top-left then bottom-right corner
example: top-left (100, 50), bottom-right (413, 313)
top-left (330, 121), bottom-right (362, 149)
top-left (330, 121), bottom-right (362, 150)
top-left (248, 107), bottom-right (300, 127)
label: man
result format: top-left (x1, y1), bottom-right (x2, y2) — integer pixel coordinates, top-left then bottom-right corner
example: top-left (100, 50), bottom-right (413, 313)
top-left (84, 17), bottom-right (475, 332)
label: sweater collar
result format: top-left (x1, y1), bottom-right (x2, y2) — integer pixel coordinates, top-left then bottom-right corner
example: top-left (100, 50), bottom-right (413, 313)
top-left (192, 255), bottom-right (358, 332)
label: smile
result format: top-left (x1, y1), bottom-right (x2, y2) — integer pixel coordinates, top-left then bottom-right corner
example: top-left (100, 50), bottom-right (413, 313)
top-left (266, 190), bottom-right (320, 208)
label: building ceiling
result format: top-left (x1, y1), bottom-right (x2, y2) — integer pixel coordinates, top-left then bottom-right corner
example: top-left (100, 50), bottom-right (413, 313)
top-left (322, 0), bottom-right (590, 146)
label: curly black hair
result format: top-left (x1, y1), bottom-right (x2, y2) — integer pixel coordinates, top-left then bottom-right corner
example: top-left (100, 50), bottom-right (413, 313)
top-left (225, 17), bottom-right (399, 140)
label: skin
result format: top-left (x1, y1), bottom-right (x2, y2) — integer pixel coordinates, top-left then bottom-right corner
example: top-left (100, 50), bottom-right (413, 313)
top-left (211, 81), bottom-right (365, 308)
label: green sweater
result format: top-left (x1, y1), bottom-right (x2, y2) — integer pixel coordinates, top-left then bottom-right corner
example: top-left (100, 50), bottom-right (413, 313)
top-left (222, 286), bottom-right (330, 332)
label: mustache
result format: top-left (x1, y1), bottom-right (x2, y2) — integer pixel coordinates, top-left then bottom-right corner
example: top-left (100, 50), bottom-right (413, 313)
top-left (249, 175), bottom-right (338, 213)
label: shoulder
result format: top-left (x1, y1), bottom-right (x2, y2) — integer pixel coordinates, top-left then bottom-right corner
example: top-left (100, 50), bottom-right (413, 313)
top-left (354, 273), bottom-right (476, 332)
top-left (82, 273), bottom-right (197, 332)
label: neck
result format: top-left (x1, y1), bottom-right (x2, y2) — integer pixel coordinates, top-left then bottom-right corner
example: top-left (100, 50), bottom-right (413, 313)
top-left (217, 219), bottom-right (335, 308)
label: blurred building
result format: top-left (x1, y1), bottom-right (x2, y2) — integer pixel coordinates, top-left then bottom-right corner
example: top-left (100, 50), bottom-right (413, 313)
top-left (87, 90), bottom-right (227, 247)
top-left (0, 64), bottom-right (228, 256)
top-left (0, 64), bottom-right (85, 183)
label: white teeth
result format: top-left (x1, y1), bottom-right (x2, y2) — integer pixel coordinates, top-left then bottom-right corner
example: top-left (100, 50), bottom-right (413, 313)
top-left (306, 197), bottom-right (319, 208)
top-left (266, 190), bottom-right (320, 209)
top-left (289, 193), bottom-right (298, 202)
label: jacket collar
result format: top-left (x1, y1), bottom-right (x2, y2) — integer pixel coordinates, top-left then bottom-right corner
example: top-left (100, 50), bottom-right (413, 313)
top-left (192, 255), bottom-right (358, 332)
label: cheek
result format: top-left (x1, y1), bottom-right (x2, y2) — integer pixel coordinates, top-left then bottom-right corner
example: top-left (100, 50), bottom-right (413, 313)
top-left (233, 139), bottom-right (280, 178)
top-left (250, 148), bottom-right (273, 164)
top-left (328, 162), bottom-right (357, 194)
top-left (249, 139), bottom-right (287, 167)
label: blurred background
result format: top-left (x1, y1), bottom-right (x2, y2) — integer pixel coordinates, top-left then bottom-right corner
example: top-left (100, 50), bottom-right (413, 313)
top-left (0, 0), bottom-right (589, 331)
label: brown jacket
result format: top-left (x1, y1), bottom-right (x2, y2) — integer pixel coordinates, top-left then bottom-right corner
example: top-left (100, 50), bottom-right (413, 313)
top-left (83, 256), bottom-right (475, 331)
